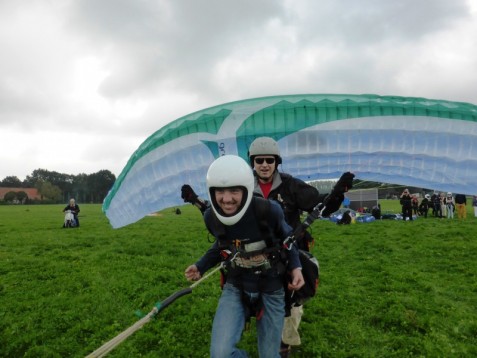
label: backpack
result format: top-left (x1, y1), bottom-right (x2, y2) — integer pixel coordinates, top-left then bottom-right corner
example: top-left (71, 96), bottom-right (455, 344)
top-left (337, 210), bottom-right (352, 225)
top-left (205, 198), bottom-right (320, 310)
top-left (371, 206), bottom-right (381, 220)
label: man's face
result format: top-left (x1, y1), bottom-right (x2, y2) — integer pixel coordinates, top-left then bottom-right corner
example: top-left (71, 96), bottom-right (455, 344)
top-left (253, 156), bottom-right (276, 183)
top-left (215, 187), bottom-right (243, 215)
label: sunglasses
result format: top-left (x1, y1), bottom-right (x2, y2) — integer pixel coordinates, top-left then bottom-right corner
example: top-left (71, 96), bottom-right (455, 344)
top-left (254, 157), bottom-right (275, 165)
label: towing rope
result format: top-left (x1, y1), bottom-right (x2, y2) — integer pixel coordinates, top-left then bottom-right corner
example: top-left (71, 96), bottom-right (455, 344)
top-left (87, 200), bottom-right (326, 358)
top-left (85, 265), bottom-right (222, 358)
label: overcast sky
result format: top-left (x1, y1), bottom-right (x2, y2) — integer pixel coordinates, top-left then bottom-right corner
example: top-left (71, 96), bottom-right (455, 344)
top-left (1, 0), bottom-right (476, 181)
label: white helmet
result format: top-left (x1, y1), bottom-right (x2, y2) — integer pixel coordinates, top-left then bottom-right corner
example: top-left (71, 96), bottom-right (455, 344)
top-left (447, 192), bottom-right (452, 196)
top-left (425, 194), bottom-right (430, 199)
top-left (206, 155), bottom-right (254, 225)
top-left (248, 137), bottom-right (282, 165)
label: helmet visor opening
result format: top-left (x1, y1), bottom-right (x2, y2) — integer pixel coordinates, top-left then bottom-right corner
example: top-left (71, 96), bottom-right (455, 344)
top-left (209, 186), bottom-right (248, 217)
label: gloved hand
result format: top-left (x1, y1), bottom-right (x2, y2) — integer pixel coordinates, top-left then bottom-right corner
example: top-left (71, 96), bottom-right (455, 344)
top-left (181, 184), bottom-right (198, 203)
top-left (332, 172), bottom-right (355, 194)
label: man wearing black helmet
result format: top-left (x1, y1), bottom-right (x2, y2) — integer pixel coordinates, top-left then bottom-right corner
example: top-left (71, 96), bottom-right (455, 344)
top-left (185, 155), bottom-right (304, 358)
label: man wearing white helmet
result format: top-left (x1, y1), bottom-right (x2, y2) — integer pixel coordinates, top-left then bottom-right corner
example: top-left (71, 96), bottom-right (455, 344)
top-left (419, 194), bottom-right (431, 218)
top-left (185, 155), bottom-right (304, 358)
top-left (182, 137), bottom-right (354, 356)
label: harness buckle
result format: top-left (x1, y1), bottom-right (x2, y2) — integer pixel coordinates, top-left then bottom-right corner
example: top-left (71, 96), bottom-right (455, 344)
top-left (282, 235), bottom-right (294, 251)
top-left (220, 250), bottom-right (232, 259)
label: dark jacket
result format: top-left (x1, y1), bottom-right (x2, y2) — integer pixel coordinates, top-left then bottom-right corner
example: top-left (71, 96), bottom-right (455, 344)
top-left (63, 204), bottom-right (80, 215)
top-left (196, 198), bottom-right (298, 293)
top-left (253, 171), bottom-right (342, 230)
top-left (400, 194), bottom-right (412, 209)
top-left (455, 194), bottom-right (467, 205)
top-left (420, 198), bottom-right (430, 209)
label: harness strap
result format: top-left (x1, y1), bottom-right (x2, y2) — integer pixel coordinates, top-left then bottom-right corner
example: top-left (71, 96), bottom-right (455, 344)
top-left (236, 284), bottom-right (265, 328)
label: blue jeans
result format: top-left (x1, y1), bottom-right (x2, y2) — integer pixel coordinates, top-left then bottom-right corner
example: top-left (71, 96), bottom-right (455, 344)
top-left (211, 283), bottom-right (285, 358)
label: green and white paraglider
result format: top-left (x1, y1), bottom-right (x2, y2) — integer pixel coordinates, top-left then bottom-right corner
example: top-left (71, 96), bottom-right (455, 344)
top-left (103, 94), bottom-right (477, 228)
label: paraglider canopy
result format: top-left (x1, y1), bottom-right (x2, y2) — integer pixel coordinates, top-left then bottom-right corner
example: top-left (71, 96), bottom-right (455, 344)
top-left (103, 93), bottom-right (477, 228)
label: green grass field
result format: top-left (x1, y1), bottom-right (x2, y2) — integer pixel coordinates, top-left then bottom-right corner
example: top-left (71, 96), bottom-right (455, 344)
top-left (1, 202), bottom-right (476, 357)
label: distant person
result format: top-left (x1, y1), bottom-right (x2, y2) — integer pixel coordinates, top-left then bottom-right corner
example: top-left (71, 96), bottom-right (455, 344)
top-left (337, 210), bottom-right (352, 224)
top-left (411, 195), bottom-right (419, 216)
top-left (440, 192), bottom-right (447, 218)
top-left (400, 189), bottom-right (413, 221)
top-left (63, 198), bottom-right (80, 227)
top-left (432, 192), bottom-right (442, 218)
top-left (454, 194), bottom-right (467, 219)
top-left (371, 204), bottom-right (381, 220)
top-left (419, 194), bottom-right (430, 218)
top-left (445, 192), bottom-right (454, 219)
top-left (430, 192), bottom-right (438, 216)
top-left (473, 195), bottom-right (477, 217)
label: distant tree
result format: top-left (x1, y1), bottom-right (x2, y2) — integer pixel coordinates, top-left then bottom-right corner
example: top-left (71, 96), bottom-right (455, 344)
top-left (1, 176), bottom-right (22, 187)
top-left (36, 181), bottom-right (62, 202)
top-left (25, 169), bottom-right (74, 201)
top-left (85, 170), bottom-right (115, 203)
top-left (20, 168), bottom-right (116, 203)
top-left (16, 191), bottom-right (28, 203)
top-left (72, 173), bottom-right (89, 203)
top-left (3, 191), bottom-right (17, 202)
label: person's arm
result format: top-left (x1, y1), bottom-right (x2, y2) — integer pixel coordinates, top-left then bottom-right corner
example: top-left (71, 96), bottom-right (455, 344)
top-left (267, 201), bottom-right (304, 289)
top-left (288, 267), bottom-right (305, 291)
top-left (185, 264), bottom-right (201, 281)
top-left (287, 176), bottom-right (320, 213)
top-left (268, 201), bottom-right (301, 269)
top-left (185, 241), bottom-right (221, 282)
top-left (181, 185), bottom-right (210, 214)
top-left (195, 241), bottom-right (221, 274)
top-left (282, 231), bottom-right (304, 290)
top-left (320, 172), bottom-right (355, 216)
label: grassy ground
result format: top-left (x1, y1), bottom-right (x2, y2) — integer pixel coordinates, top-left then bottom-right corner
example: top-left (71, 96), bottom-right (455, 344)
top-left (0, 202), bottom-right (476, 357)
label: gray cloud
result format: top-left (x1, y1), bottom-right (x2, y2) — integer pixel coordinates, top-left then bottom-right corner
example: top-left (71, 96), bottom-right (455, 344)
top-left (0, 0), bottom-right (476, 180)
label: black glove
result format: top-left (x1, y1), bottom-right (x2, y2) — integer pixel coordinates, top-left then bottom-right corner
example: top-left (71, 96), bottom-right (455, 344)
top-left (332, 172), bottom-right (355, 195)
top-left (181, 184), bottom-right (198, 203)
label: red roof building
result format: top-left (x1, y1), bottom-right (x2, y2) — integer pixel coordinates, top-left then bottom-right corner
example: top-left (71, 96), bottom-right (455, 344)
top-left (0, 187), bottom-right (42, 201)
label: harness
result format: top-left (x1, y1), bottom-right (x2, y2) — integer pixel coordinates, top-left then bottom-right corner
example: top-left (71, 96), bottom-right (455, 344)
top-left (206, 198), bottom-right (286, 323)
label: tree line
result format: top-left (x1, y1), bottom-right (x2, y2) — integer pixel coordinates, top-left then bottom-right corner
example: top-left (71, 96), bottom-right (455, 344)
top-left (1, 169), bottom-right (116, 204)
